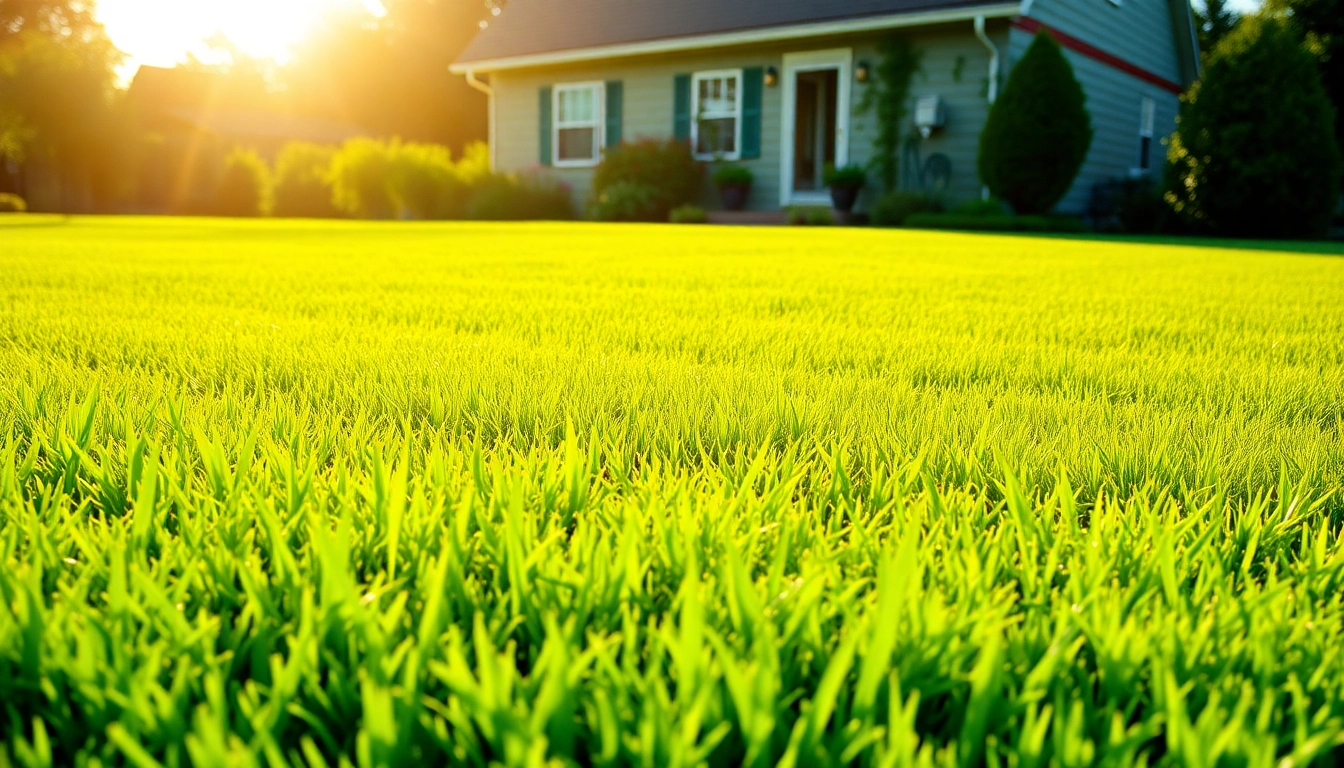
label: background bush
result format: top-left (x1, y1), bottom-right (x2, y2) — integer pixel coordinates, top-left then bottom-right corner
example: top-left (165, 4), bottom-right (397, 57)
top-left (1166, 17), bottom-right (1341, 239)
top-left (388, 142), bottom-right (466, 220)
top-left (588, 181), bottom-right (660, 222)
top-left (272, 143), bottom-right (340, 219)
top-left (978, 31), bottom-right (1093, 215)
top-left (331, 138), bottom-right (399, 219)
top-left (905, 212), bottom-right (1088, 232)
top-left (0, 193), bottom-right (27, 213)
top-left (669, 204), bottom-right (708, 224)
top-left (869, 191), bottom-right (938, 227)
top-left (466, 172), bottom-right (574, 221)
top-left (214, 148), bottom-right (270, 217)
top-left (591, 139), bottom-right (703, 221)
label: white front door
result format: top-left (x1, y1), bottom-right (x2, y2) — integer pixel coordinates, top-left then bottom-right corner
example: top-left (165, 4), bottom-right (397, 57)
top-left (780, 49), bottom-right (853, 207)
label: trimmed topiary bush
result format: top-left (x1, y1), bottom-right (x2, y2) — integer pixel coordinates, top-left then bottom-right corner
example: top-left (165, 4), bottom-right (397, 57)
top-left (978, 30), bottom-right (1093, 215)
top-left (272, 143), bottom-right (340, 219)
top-left (1167, 17), bottom-right (1341, 239)
top-left (214, 148), bottom-right (270, 217)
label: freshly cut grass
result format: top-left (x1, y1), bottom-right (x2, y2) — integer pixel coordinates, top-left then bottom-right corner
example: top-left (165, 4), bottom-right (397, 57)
top-left (1, 216), bottom-right (1343, 767)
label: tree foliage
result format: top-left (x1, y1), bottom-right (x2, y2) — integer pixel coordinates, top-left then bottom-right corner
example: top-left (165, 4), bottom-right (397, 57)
top-left (0, 0), bottom-right (126, 209)
top-left (1264, 0), bottom-right (1344, 177)
top-left (1167, 17), bottom-right (1341, 239)
top-left (977, 31), bottom-right (1092, 215)
top-left (214, 148), bottom-right (270, 217)
top-left (1194, 0), bottom-right (1241, 60)
top-left (282, 0), bottom-right (491, 154)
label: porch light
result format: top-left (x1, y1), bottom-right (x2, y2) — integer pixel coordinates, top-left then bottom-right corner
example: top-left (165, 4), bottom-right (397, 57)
top-left (855, 62), bottom-right (871, 83)
top-left (764, 66), bottom-right (778, 87)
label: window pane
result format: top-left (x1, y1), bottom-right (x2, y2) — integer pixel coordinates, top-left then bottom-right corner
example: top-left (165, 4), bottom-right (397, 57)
top-left (696, 117), bottom-right (737, 156)
top-left (558, 127), bottom-right (596, 161)
top-left (699, 76), bottom-right (738, 114)
top-left (559, 88), bottom-right (595, 123)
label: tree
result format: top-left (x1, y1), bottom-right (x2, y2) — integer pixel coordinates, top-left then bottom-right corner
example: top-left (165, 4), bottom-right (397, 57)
top-left (281, 0), bottom-right (490, 153)
top-left (0, 11), bottom-right (127, 210)
top-left (215, 148), bottom-right (270, 217)
top-left (1194, 0), bottom-right (1241, 59)
top-left (1263, 0), bottom-right (1344, 178)
top-left (977, 30), bottom-right (1093, 215)
top-left (1167, 17), bottom-right (1341, 238)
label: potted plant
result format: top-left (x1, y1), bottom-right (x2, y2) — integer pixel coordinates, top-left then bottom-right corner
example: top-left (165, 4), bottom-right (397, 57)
top-left (712, 164), bottom-right (754, 211)
top-left (823, 164), bottom-right (867, 213)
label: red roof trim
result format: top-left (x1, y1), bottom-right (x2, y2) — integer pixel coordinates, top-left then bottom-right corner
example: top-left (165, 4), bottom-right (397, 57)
top-left (1012, 17), bottom-right (1185, 95)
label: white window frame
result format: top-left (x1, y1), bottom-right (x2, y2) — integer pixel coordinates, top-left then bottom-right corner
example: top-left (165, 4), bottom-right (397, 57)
top-left (553, 81), bottom-right (605, 168)
top-left (1135, 96), bottom-right (1156, 173)
top-left (691, 69), bottom-right (744, 162)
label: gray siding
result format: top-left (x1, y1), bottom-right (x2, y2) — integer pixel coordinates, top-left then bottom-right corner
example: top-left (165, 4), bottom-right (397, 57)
top-left (1026, 0), bottom-right (1184, 86)
top-left (491, 21), bottom-right (1009, 213)
top-left (1011, 0), bottom-right (1186, 213)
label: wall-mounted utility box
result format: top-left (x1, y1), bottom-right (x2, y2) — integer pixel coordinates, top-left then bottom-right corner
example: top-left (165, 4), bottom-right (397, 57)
top-left (915, 95), bottom-right (946, 138)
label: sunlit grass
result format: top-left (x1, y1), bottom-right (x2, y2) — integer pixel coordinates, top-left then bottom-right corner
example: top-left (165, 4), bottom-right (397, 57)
top-left (1, 216), bottom-right (1343, 766)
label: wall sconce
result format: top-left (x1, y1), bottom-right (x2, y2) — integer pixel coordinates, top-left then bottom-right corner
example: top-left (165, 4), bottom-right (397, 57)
top-left (855, 62), bottom-right (872, 83)
top-left (764, 66), bottom-right (778, 87)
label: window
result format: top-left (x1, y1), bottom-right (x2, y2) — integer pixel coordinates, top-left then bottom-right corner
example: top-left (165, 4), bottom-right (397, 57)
top-left (1136, 96), bottom-right (1156, 172)
top-left (692, 69), bottom-right (743, 160)
top-left (554, 82), bottom-right (604, 167)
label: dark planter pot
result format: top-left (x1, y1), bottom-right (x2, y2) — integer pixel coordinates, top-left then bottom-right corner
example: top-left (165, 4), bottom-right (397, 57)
top-left (718, 183), bottom-right (751, 211)
top-left (830, 184), bottom-right (862, 213)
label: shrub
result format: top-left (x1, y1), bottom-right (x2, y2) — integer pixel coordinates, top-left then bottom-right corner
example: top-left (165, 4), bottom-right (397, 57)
top-left (905, 213), bottom-right (1088, 232)
top-left (591, 139), bottom-right (703, 221)
top-left (788, 207), bottom-right (835, 226)
top-left (331, 138), bottom-right (399, 219)
top-left (669, 204), bottom-right (708, 224)
top-left (712, 165), bottom-right (753, 188)
top-left (823, 164), bottom-right (867, 189)
top-left (465, 173), bottom-right (574, 221)
top-left (588, 181), bottom-right (660, 222)
top-left (953, 197), bottom-right (1008, 217)
top-left (0, 193), bottom-right (26, 213)
top-left (388, 143), bottom-right (467, 220)
top-left (978, 30), bottom-right (1093, 215)
top-left (272, 143), bottom-right (339, 219)
top-left (1167, 17), bottom-right (1341, 239)
top-left (214, 148), bottom-right (270, 217)
top-left (1116, 180), bottom-right (1175, 234)
top-left (869, 191), bottom-right (938, 227)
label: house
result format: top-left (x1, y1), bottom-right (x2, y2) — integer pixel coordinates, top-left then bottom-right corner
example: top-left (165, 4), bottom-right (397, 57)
top-left (127, 66), bottom-right (365, 213)
top-left (449, 0), bottom-right (1200, 215)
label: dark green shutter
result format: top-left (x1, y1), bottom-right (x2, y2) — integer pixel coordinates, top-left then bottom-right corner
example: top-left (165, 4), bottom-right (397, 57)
top-left (605, 81), bottom-right (623, 148)
top-left (673, 74), bottom-right (692, 143)
top-left (741, 67), bottom-right (763, 159)
top-left (539, 86), bottom-right (553, 166)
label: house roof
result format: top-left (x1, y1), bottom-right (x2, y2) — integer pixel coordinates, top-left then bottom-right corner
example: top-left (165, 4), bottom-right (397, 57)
top-left (454, 0), bottom-right (1021, 71)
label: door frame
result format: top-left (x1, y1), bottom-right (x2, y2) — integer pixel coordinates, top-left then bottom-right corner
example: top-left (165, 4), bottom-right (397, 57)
top-left (779, 48), bottom-right (853, 207)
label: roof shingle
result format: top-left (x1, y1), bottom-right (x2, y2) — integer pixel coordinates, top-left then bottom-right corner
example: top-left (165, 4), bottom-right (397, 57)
top-left (457, 0), bottom-right (1001, 66)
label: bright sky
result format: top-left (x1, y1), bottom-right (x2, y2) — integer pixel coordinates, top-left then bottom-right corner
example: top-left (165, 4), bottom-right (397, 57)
top-left (98, 0), bottom-right (385, 80)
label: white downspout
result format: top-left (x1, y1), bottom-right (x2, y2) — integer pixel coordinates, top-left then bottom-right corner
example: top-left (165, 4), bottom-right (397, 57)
top-left (974, 15), bottom-right (999, 105)
top-left (465, 70), bottom-right (497, 172)
top-left (974, 16), bottom-right (999, 199)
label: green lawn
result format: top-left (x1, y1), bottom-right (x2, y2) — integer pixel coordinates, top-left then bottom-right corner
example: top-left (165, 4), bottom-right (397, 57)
top-left (2, 216), bottom-right (1343, 766)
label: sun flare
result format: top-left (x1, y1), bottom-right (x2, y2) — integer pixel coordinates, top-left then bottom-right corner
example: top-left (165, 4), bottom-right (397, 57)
top-left (99, 0), bottom-right (385, 74)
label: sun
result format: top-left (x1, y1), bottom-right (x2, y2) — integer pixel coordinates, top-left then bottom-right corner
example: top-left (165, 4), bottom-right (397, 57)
top-left (99, 0), bottom-right (385, 76)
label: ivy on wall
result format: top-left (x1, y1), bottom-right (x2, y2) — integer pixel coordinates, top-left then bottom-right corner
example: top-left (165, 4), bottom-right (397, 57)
top-left (857, 36), bottom-right (923, 191)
